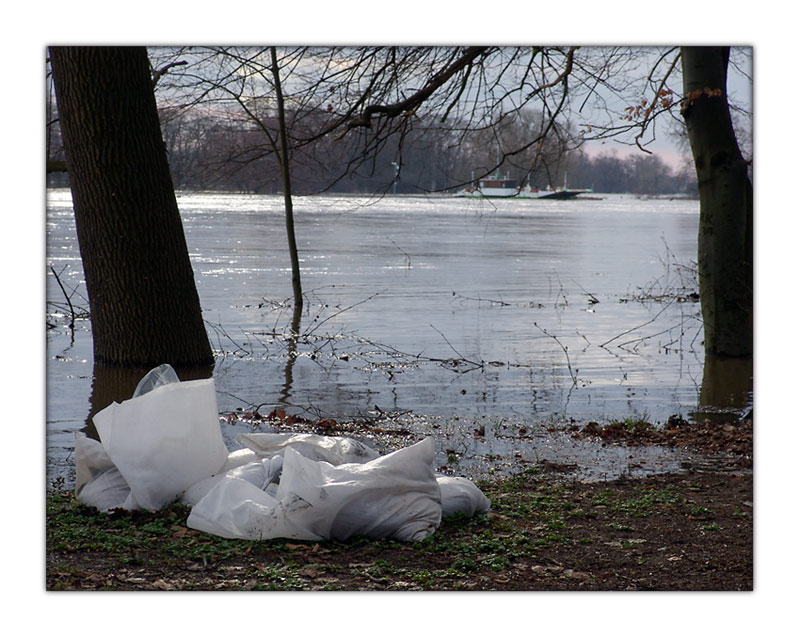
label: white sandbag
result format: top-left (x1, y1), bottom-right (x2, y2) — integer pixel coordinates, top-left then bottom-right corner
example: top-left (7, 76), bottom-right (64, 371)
top-left (180, 448), bottom-right (260, 507)
top-left (76, 466), bottom-right (139, 511)
top-left (226, 455), bottom-right (284, 490)
top-left (222, 447), bottom-right (259, 470)
top-left (92, 377), bottom-right (229, 511)
top-left (75, 430), bottom-right (116, 497)
top-left (187, 438), bottom-right (442, 542)
top-left (74, 431), bottom-right (138, 511)
top-left (185, 433), bottom-right (383, 510)
top-left (187, 477), bottom-right (323, 541)
top-left (275, 437), bottom-right (441, 541)
top-left (180, 476), bottom-right (221, 508)
top-left (239, 432), bottom-right (380, 465)
top-left (436, 475), bottom-right (492, 517)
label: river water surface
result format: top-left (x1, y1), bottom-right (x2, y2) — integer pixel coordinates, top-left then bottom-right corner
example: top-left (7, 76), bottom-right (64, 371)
top-left (46, 189), bottom-right (751, 485)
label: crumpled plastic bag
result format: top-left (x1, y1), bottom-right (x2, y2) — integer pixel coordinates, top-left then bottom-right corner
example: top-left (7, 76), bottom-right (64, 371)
top-left (179, 434), bottom-right (379, 507)
top-left (180, 448), bottom-right (259, 507)
top-left (185, 474), bottom-right (320, 541)
top-left (226, 455), bottom-right (284, 492)
top-left (132, 362), bottom-right (180, 398)
top-left (90, 375), bottom-right (228, 511)
top-left (187, 438), bottom-right (443, 542)
top-left (239, 432), bottom-right (381, 465)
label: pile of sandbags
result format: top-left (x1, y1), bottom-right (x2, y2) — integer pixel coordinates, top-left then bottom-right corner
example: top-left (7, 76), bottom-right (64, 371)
top-left (75, 365), bottom-right (490, 542)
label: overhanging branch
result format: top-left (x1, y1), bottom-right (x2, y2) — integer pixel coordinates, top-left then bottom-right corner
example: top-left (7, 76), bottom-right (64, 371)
top-left (345, 46), bottom-right (491, 130)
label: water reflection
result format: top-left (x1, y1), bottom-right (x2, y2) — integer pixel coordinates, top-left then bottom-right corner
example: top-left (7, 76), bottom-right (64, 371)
top-left (278, 304), bottom-right (303, 407)
top-left (696, 355), bottom-right (753, 422)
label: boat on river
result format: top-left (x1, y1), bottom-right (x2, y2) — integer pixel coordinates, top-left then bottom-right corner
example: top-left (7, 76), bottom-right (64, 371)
top-left (453, 174), bottom-right (592, 200)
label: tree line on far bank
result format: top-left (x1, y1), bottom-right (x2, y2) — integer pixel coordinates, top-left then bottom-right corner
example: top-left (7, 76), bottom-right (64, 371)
top-left (47, 105), bottom-right (697, 197)
top-left (151, 105), bottom-right (698, 196)
top-left (158, 131), bottom-right (698, 196)
top-left (567, 150), bottom-right (696, 196)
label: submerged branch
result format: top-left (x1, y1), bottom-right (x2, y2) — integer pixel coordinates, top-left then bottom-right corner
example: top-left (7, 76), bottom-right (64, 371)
top-left (49, 265), bottom-right (77, 333)
top-left (534, 321), bottom-right (578, 387)
top-left (599, 301), bottom-right (675, 349)
top-left (304, 289), bottom-right (388, 337)
top-left (430, 323), bottom-right (484, 372)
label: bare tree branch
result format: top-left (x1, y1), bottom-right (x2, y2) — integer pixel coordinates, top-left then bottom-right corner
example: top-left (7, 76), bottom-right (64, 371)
top-left (345, 46), bottom-right (492, 130)
top-left (151, 59), bottom-right (187, 88)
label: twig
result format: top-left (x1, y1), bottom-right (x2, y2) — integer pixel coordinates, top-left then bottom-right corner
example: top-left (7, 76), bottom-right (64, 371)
top-left (49, 265), bottom-right (76, 332)
top-left (452, 291), bottom-right (512, 307)
top-left (550, 269), bottom-right (569, 308)
top-left (599, 301), bottom-right (674, 348)
top-left (304, 289), bottom-right (387, 337)
top-left (204, 319), bottom-right (251, 356)
top-left (570, 278), bottom-right (600, 304)
top-left (576, 329), bottom-right (591, 349)
top-left (616, 322), bottom-right (684, 351)
top-left (429, 323), bottom-right (483, 371)
top-left (534, 322), bottom-right (577, 386)
top-left (634, 49), bottom-right (681, 153)
top-left (387, 237), bottom-right (411, 269)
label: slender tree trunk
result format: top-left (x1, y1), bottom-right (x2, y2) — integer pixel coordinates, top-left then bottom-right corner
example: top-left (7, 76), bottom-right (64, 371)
top-left (50, 46), bottom-right (214, 367)
top-left (681, 46), bottom-right (753, 358)
top-left (270, 46), bottom-right (303, 310)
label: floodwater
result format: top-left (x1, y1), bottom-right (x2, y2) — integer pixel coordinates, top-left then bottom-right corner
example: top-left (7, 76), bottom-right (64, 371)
top-left (46, 189), bottom-right (752, 486)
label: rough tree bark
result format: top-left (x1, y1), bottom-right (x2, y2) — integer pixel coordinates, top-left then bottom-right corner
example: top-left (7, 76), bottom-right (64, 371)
top-left (50, 46), bottom-right (214, 367)
top-left (681, 46), bottom-right (753, 358)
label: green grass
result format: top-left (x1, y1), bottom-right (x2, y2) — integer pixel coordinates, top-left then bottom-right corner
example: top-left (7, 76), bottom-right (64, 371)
top-left (613, 487), bottom-right (682, 517)
top-left (46, 468), bottom-right (747, 591)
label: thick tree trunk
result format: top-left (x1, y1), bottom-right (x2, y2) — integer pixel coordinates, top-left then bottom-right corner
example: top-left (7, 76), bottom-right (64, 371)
top-left (681, 46), bottom-right (753, 357)
top-left (50, 46), bottom-right (213, 367)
